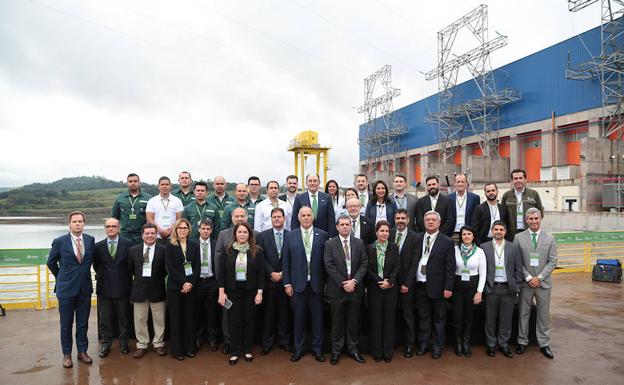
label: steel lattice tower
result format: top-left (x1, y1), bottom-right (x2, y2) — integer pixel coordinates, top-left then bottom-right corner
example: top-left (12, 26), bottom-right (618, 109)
top-left (425, 4), bottom-right (520, 162)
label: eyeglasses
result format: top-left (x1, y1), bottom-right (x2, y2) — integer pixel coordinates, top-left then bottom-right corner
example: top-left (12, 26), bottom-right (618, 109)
top-left (177, 227), bottom-right (189, 230)
top-left (105, 225), bottom-right (119, 228)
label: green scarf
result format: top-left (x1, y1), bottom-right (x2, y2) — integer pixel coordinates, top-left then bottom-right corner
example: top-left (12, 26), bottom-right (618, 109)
top-left (375, 240), bottom-right (388, 276)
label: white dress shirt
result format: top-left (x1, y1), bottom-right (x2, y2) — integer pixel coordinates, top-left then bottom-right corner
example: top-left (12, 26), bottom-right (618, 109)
top-left (142, 243), bottom-right (155, 263)
top-left (487, 201), bottom-right (500, 238)
top-left (454, 245), bottom-right (487, 292)
top-left (454, 192), bottom-right (467, 232)
top-left (199, 237), bottom-right (213, 278)
top-left (254, 198), bottom-right (292, 232)
top-left (493, 241), bottom-right (507, 282)
top-left (417, 231), bottom-right (438, 282)
top-left (71, 233), bottom-right (84, 256)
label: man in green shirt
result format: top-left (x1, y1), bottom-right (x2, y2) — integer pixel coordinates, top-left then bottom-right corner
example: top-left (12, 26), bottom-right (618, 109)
top-left (111, 173), bottom-right (151, 245)
top-left (220, 183), bottom-right (255, 232)
top-left (247, 176), bottom-right (265, 206)
top-left (183, 181), bottom-right (219, 240)
top-left (207, 176), bottom-right (235, 226)
top-left (172, 171), bottom-right (195, 207)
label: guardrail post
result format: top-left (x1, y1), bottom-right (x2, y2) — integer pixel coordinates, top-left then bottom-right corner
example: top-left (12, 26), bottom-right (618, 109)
top-left (36, 265), bottom-right (42, 310)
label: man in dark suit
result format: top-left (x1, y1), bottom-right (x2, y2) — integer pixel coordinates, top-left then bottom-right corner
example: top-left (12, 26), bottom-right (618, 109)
top-left (324, 215), bottom-right (368, 365)
top-left (413, 210), bottom-right (455, 359)
top-left (291, 173), bottom-right (337, 237)
top-left (415, 176), bottom-right (455, 236)
top-left (195, 219), bottom-right (219, 351)
top-left (390, 209), bottom-right (419, 358)
top-left (214, 207), bottom-right (259, 354)
top-left (345, 197), bottom-right (374, 245)
top-left (279, 174), bottom-right (299, 208)
top-left (47, 211), bottom-right (96, 368)
top-left (473, 183), bottom-right (511, 244)
top-left (482, 220), bottom-right (522, 358)
top-left (257, 207), bottom-right (291, 355)
top-left (93, 218), bottom-right (132, 358)
top-left (448, 174), bottom-right (480, 243)
top-left (127, 223), bottom-right (168, 358)
top-left (282, 206), bottom-right (328, 363)
top-left (392, 174), bottom-right (418, 230)
top-left (354, 173), bottom-right (372, 216)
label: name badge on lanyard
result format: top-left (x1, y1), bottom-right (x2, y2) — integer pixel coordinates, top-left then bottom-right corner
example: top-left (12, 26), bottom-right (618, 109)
top-left (236, 257), bottom-right (246, 281)
top-left (461, 268), bottom-right (470, 281)
top-left (142, 262), bottom-right (152, 277)
top-left (184, 262), bottom-right (193, 276)
top-left (346, 259), bottom-right (352, 278)
top-left (530, 253), bottom-right (540, 267)
top-left (201, 261), bottom-right (211, 275)
top-left (495, 265), bottom-right (505, 279)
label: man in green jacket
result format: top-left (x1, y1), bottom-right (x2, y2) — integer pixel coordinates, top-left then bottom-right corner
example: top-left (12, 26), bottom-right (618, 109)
top-left (220, 183), bottom-right (255, 231)
top-left (501, 168), bottom-right (544, 239)
top-left (172, 171), bottom-right (195, 207)
top-left (111, 173), bottom-right (151, 245)
top-left (183, 181), bottom-right (219, 241)
top-left (206, 176), bottom-right (235, 226)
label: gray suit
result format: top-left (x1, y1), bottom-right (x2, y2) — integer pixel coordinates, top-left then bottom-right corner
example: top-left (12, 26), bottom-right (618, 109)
top-left (513, 229), bottom-right (557, 347)
top-left (482, 240), bottom-right (522, 348)
top-left (214, 226), bottom-right (260, 345)
top-left (324, 235), bottom-right (368, 355)
top-left (392, 193), bottom-right (418, 230)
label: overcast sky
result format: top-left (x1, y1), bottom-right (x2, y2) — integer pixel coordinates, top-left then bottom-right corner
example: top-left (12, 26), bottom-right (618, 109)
top-left (0, 0), bottom-right (598, 188)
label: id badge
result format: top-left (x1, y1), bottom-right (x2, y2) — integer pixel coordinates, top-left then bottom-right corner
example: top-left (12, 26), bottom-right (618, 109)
top-left (461, 268), bottom-right (470, 281)
top-left (236, 272), bottom-right (246, 280)
top-left (128, 214), bottom-right (137, 220)
top-left (495, 265), bottom-right (505, 278)
top-left (162, 215), bottom-right (170, 222)
top-left (346, 259), bottom-right (352, 277)
top-left (530, 253), bottom-right (540, 267)
top-left (142, 263), bottom-right (152, 277)
top-left (184, 262), bottom-right (193, 276)
top-left (201, 262), bottom-right (210, 275)
top-left (420, 264), bottom-right (426, 275)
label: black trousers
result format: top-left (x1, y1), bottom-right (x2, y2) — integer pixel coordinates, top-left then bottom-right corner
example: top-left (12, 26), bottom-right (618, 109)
top-left (452, 275), bottom-right (479, 340)
top-left (367, 284), bottom-right (398, 358)
top-left (98, 296), bottom-right (130, 347)
top-left (400, 289), bottom-right (416, 347)
top-left (196, 277), bottom-right (219, 344)
top-left (262, 284), bottom-right (290, 349)
top-left (167, 290), bottom-right (195, 357)
top-left (329, 292), bottom-right (363, 355)
top-left (228, 282), bottom-right (257, 356)
top-left (415, 283), bottom-right (447, 348)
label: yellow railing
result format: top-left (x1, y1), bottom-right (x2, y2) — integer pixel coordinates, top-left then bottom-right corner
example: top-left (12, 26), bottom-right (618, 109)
top-left (554, 242), bottom-right (624, 273)
top-left (0, 265), bottom-right (42, 309)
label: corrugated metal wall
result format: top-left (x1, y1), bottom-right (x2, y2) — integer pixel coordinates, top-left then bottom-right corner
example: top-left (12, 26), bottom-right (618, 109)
top-left (359, 24), bottom-right (603, 160)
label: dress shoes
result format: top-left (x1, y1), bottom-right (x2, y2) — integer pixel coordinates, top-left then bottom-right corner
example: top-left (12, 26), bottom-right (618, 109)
top-left (229, 356), bottom-right (239, 365)
top-left (515, 344), bottom-right (527, 354)
top-left (154, 347), bottom-right (167, 356)
top-left (278, 344), bottom-right (293, 353)
top-left (120, 345), bottom-right (129, 355)
top-left (350, 352), bottom-right (366, 363)
top-left (540, 346), bottom-right (554, 359)
top-left (260, 347), bottom-right (272, 356)
top-left (431, 346), bottom-right (442, 359)
top-left (77, 352), bottom-right (92, 364)
top-left (209, 341), bottom-right (219, 352)
top-left (176, 355), bottom-right (185, 361)
top-left (462, 341), bottom-right (472, 357)
top-left (62, 355), bottom-right (73, 368)
top-left (404, 345), bottom-right (414, 358)
top-left (486, 346), bottom-right (496, 357)
top-left (99, 346), bottom-right (111, 358)
top-left (244, 353), bottom-right (254, 362)
top-left (374, 356), bottom-right (382, 362)
top-left (222, 344), bottom-right (231, 354)
top-left (416, 344), bottom-right (429, 356)
top-left (186, 351), bottom-right (195, 358)
top-left (314, 353), bottom-right (326, 363)
top-left (500, 346), bottom-right (513, 358)
top-left (290, 351), bottom-right (304, 362)
top-left (384, 357), bottom-right (392, 363)
top-left (133, 348), bottom-right (147, 358)
top-left (330, 354), bottom-right (340, 365)
top-left (454, 342), bottom-right (463, 356)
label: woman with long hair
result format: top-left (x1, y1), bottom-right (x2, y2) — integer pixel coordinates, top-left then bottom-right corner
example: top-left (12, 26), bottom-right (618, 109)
top-left (325, 179), bottom-right (344, 221)
top-left (365, 180), bottom-right (397, 228)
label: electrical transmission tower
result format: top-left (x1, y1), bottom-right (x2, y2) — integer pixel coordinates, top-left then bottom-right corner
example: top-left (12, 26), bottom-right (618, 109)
top-left (357, 65), bottom-right (406, 178)
top-left (424, 4), bottom-right (521, 162)
top-left (566, 0), bottom-right (624, 138)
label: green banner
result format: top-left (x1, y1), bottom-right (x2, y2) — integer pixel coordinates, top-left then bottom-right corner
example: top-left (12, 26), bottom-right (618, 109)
top-left (0, 248), bottom-right (50, 266)
top-left (554, 231), bottom-right (624, 244)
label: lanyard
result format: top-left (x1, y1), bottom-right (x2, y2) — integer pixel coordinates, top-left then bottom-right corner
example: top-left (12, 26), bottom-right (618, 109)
top-left (395, 195), bottom-right (406, 209)
top-left (494, 242), bottom-right (504, 265)
top-left (161, 198), bottom-right (170, 211)
top-left (456, 194), bottom-right (466, 209)
top-left (195, 202), bottom-right (207, 219)
top-left (489, 203), bottom-right (499, 220)
top-left (128, 195), bottom-right (139, 211)
top-left (460, 244), bottom-right (476, 267)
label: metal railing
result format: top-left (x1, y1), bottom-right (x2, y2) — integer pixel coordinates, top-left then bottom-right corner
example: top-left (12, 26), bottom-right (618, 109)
top-left (555, 242), bottom-right (624, 273)
top-left (0, 265), bottom-right (42, 309)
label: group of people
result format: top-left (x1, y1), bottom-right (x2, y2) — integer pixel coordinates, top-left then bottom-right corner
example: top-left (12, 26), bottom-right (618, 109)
top-left (47, 169), bottom-right (557, 369)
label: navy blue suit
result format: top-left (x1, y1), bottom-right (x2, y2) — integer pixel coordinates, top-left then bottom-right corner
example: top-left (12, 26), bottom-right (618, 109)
top-left (282, 227), bottom-right (328, 355)
top-left (291, 191), bottom-right (337, 237)
top-left (47, 232), bottom-right (95, 355)
top-left (364, 199), bottom-right (398, 228)
top-left (448, 191), bottom-right (481, 232)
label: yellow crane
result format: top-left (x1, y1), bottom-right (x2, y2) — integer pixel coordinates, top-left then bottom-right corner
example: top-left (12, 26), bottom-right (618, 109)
top-left (287, 131), bottom-right (331, 191)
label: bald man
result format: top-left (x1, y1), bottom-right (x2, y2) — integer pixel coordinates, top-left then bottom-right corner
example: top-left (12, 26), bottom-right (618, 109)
top-left (93, 218), bottom-right (133, 357)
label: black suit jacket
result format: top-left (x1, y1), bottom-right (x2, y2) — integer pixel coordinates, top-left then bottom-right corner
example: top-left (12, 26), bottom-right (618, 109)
top-left (257, 228), bottom-right (288, 288)
top-left (390, 229), bottom-right (419, 289)
top-left (93, 236), bottom-right (132, 299)
top-left (128, 243), bottom-right (167, 303)
top-left (291, 191), bottom-right (337, 237)
top-left (472, 201), bottom-right (512, 244)
top-left (165, 241), bottom-right (201, 292)
top-left (414, 232), bottom-right (455, 299)
top-left (323, 235), bottom-right (368, 298)
top-left (415, 194), bottom-right (455, 236)
top-left (482, 240), bottom-right (522, 295)
top-left (364, 199), bottom-right (398, 228)
top-left (218, 247), bottom-right (265, 292)
top-left (366, 242), bottom-right (400, 287)
top-left (353, 215), bottom-right (375, 245)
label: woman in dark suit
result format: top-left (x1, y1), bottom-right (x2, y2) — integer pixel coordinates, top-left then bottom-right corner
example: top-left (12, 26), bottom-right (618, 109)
top-left (165, 218), bottom-right (200, 361)
top-left (366, 220), bottom-right (400, 362)
top-left (218, 222), bottom-right (265, 365)
top-left (365, 180), bottom-right (397, 228)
